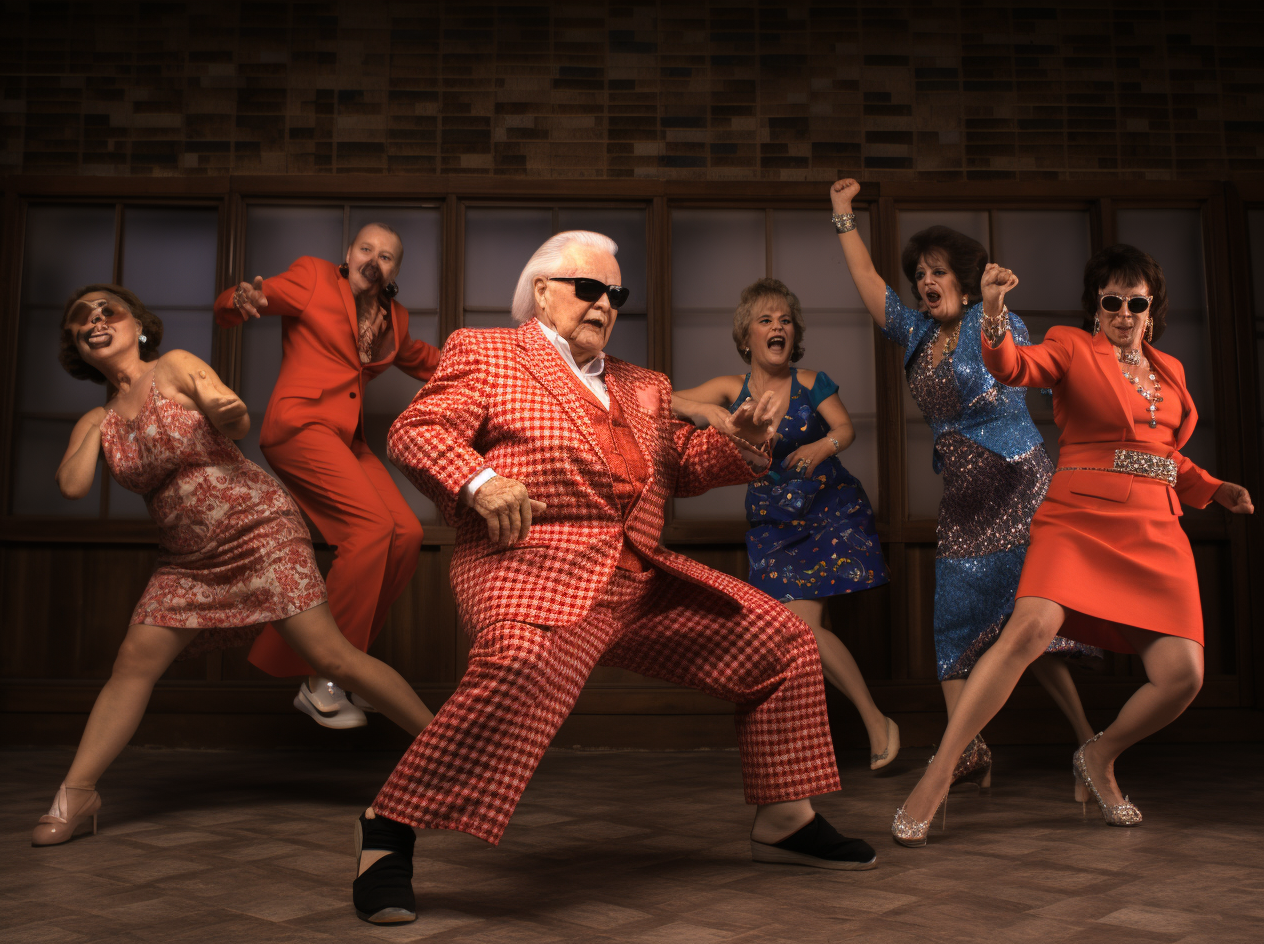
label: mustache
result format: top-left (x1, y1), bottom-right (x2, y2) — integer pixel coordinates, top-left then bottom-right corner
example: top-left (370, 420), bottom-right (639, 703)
top-left (359, 261), bottom-right (382, 282)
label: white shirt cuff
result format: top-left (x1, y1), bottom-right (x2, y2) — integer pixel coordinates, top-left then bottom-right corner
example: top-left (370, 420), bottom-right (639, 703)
top-left (460, 467), bottom-right (498, 507)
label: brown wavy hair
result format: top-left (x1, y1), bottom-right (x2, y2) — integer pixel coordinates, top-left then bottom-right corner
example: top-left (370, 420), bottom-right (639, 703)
top-left (1080, 244), bottom-right (1167, 343)
top-left (732, 278), bottom-right (805, 364)
top-left (900, 226), bottom-right (989, 305)
top-left (59, 284), bottom-right (164, 385)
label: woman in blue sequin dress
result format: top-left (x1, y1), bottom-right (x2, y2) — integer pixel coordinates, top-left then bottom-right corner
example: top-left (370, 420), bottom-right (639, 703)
top-left (829, 179), bottom-right (1098, 784)
top-left (673, 278), bottom-right (897, 770)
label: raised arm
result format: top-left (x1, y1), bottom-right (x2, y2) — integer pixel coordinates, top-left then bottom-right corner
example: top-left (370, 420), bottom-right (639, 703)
top-left (213, 255), bottom-right (320, 327)
top-left (56, 407), bottom-right (107, 500)
top-left (670, 374), bottom-right (743, 431)
top-left (830, 179), bottom-right (888, 329)
top-left (160, 351), bottom-right (250, 440)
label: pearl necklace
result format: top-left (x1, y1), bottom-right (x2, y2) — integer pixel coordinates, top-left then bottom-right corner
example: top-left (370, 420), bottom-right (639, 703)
top-left (1118, 353), bottom-right (1163, 428)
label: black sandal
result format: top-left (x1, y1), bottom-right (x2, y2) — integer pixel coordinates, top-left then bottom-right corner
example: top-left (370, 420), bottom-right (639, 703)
top-left (353, 811), bottom-right (417, 924)
top-left (750, 813), bottom-right (877, 871)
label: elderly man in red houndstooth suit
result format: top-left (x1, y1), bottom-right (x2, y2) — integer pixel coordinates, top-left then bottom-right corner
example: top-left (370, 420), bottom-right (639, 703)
top-left (350, 231), bottom-right (876, 925)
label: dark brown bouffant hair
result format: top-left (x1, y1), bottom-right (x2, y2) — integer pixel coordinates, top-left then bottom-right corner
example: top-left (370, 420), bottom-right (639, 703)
top-left (59, 284), bottom-right (164, 384)
top-left (732, 277), bottom-right (806, 364)
top-left (1080, 244), bottom-right (1167, 343)
top-left (900, 226), bottom-right (989, 305)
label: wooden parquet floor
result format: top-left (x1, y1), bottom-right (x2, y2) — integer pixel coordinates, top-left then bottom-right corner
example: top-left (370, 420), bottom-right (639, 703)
top-left (3, 742), bottom-right (1263, 943)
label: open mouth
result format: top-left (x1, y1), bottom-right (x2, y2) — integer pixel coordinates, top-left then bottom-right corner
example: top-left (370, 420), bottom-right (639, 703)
top-left (767, 336), bottom-right (786, 351)
top-left (924, 290), bottom-right (942, 307)
top-left (84, 329), bottom-right (112, 349)
top-left (581, 314), bottom-right (605, 330)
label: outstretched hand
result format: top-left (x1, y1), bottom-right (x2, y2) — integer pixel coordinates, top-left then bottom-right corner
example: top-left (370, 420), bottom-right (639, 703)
top-left (473, 475), bottom-right (548, 547)
top-left (1214, 481), bottom-right (1254, 515)
top-left (729, 390), bottom-right (778, 447)
top-left (981, 263), bottom-right (1019, 318)
top-left (831, 178), bottom-right (861, 214)
top-left (233, 276), bottom-right (268, 319)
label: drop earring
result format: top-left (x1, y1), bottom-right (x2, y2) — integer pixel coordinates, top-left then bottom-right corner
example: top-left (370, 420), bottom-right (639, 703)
top-left (1144, 318), bottom-right (1153, 343)
top-left (338, 263), bottom-right (349, 278)
top-left (383, 281), bottom-right (399, 300)
top-left (1092, 313), bottom-right (1100, 336)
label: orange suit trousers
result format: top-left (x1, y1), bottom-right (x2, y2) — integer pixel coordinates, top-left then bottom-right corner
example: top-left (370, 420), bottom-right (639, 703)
top-left (247, 426), bottom-right (423, 677)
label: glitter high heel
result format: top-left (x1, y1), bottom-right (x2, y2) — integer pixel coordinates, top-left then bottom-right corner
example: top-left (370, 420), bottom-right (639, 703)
top-left (1072, 732), bottom-right (1142, 827)
top-left (927, 735), bottom-right (992, 793)
top-left (31, 783), bottom-right (101, 846)
top-left (891, 793), bottom-right (948, 848)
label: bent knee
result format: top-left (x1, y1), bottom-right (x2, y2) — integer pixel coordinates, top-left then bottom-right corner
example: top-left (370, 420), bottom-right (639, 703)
top-left (999, 615), bottom-right (1061, 662)
top-left (473, 624), bottom-right (551, 683)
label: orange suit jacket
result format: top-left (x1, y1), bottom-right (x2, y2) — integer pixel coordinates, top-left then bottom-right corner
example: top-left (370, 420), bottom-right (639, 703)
top-left (214, 256), bottom-right (441, 447)
top-left (386, 319), bottom-right (756, 632)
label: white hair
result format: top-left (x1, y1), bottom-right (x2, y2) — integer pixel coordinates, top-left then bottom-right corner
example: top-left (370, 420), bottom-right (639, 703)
top-left (510, 230), bottom-right (619, 324)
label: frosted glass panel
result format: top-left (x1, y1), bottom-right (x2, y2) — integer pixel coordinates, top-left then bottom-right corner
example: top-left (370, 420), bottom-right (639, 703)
top-left (245, 205), bottom-right (344, 279)
top-left (840, 416), bottom-right (879, 516)
top-left (364, 314), bottom-right (438, 416)
top-left (672, 210), bottom-right (765, 309)
top-left (906, 421), bottom-right (944, 518)
top-left (18, 307), bottom-right (105, 414)
top-left (361, 415), bottom-right (438, 523)
top-left (463, 311), bottom-right (517, 331)
top-left (673, 484), bottom-right (747, 521)
top-left (238, 317), bottom-right (283, 417)
top-left (992, 210), bottom-right (1091, 312)
top-left (152, 309), bottom-right (213, 363)
top-left (897, 210), bottom-right (990, 305)
top-left (464, 208), bottom-right (552, 310)
top-left (347, 207), bottom-right (441, 312)
top-left (770, 209), bottom-right (872, 310)
top-left (1117, 208), bottom-right (1215, 471)
top-left (605, 312), bottom-right (647, 367)
top-left (11, 417), bottom-right (100, 516)
top-left (121, 207), bottom-right (219, 307)
top-left (1250, 210), bottom-right (1264, 318)
top-left (22, 205), bottom-right (116, 306)
top-left (800, 316), bottom-right (875, 411)
top-left (672, 309), bottom-right (749, 391)
top-left (556, 208), bottom-right (647, 313)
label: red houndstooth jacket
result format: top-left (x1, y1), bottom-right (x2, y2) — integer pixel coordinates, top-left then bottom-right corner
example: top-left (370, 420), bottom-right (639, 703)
top-left (386, 318), bottom-right (755, 631)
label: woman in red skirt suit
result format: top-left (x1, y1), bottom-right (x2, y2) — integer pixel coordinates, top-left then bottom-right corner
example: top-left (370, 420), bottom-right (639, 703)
top-left (891, 245), bottom-right (1254, 846)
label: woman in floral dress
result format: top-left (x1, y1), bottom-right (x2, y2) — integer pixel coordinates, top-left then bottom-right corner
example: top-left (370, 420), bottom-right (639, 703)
top-left (31, 284), bottom-right (432, 847)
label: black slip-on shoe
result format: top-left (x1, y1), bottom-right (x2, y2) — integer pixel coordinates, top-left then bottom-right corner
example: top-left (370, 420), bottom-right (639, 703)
top-left (353, 811), bottom-right (417, 924)
top-left (751, 813), bottom-right (877, 871)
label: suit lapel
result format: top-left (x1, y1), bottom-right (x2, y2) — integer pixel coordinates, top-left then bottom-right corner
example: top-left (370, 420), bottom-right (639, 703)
top-left (337, 276), bottom-right (361, 355)
top-left (1090, 330), bottom-right (1137, 438)
top-left (516, 320), bottom-right (610, 472)
top-left (1145, 343), bottom-right (1198, 448)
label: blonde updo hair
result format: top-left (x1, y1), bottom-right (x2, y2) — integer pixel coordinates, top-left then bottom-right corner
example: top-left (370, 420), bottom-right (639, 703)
top-left (732, 278), bottom-right (805, 364)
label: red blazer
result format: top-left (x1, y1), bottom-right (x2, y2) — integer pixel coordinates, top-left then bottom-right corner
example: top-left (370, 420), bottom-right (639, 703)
top-left (386, 319), bottom-right (755, 631)
top-left (214, 256), bottom-right (441, 449)
top-left (982, 324), bottom-right (1221, 508)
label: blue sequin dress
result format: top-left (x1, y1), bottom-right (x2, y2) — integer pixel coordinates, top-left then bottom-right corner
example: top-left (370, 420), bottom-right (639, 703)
top-left (730, 370), bottom-right (889, 602)
top-left (884, 288), bottom-right (1099, 680)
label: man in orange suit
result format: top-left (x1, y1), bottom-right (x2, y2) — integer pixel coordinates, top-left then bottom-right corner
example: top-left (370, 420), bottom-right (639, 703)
top-left (214, 223), bottom-right (439, 729)
top-left (349, 231), bottom-right (875, 926)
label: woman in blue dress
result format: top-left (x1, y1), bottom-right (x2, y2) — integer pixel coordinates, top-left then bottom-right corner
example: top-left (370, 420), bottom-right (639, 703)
top-left (673, 277), bottom-right (898, 770)
top-left (828, 179), bottom-right (1097, 788)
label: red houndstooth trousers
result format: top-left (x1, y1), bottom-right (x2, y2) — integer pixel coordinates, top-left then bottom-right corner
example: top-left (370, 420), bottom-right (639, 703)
top-left (373, 321), bottom-right (841, 844)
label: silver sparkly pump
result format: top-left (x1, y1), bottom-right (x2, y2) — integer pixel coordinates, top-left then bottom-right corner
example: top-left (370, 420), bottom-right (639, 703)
top-left (891, 794), bottom-right (947, 848)
top-left (1072, 732), bottom-right (1142, 827)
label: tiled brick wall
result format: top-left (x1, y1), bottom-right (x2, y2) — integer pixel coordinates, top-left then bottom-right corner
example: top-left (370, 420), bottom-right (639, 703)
top-left (4, 2), bottom-right (1263, 180)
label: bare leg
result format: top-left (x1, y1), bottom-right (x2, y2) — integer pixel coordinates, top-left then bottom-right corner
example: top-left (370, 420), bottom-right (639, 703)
top-left (1077, 630), bottom-right (1203, 809)
top-left (1027, 655), bottom-right (1096, 745)
top-left (900, 597), bottom-right (1066, 824)
top-left (941, 678), bottom-right (964, 720)
top-left (275, 603), bottom-right (433, 736)
top-left (786, 599), bottom-right (889, 756)
top-left (750, 798), bottom-right (815, 843)
top-left (63, 623), bottom-right (199, 791)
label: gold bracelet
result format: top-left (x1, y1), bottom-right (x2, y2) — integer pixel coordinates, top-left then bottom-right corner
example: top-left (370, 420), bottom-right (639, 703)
top-left (982, 306), bottom-right (1009, 345)
top-left (827, 435), bottom-right (841, 453)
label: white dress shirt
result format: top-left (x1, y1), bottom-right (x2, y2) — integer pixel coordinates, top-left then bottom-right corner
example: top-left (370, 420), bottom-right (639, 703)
top-left (459, 318), bottom-right (608, 505)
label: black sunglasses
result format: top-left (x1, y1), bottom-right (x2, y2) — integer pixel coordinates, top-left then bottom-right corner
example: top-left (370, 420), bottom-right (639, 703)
top-left (1099, 293), bottom-right (1152, 315)
top-left (549, 277), bottom-right (629, 309)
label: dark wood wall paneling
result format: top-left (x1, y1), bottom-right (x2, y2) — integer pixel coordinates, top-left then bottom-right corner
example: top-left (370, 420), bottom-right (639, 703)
top-left (2, 175), bottom-right (1262, 749)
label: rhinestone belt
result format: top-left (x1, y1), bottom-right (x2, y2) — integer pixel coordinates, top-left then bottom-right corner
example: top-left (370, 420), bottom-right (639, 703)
top-left (1056, 449), bottom-right (1178, 488)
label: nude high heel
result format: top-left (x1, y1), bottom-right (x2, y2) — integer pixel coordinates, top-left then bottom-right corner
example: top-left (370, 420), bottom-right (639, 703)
top-left (32, 783), bottom-right (101, 846)
top-left (891, 793), bottom-right (948, 848)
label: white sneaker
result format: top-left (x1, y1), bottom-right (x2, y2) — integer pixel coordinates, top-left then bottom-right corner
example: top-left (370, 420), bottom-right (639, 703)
top-left (293, 678), bottom-right (368, 729)
top-left (349, 692), bottom-right (379, 713)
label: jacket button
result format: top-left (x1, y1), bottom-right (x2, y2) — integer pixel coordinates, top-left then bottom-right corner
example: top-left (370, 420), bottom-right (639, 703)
top-left (350, 391), bottom-right (357, 399)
